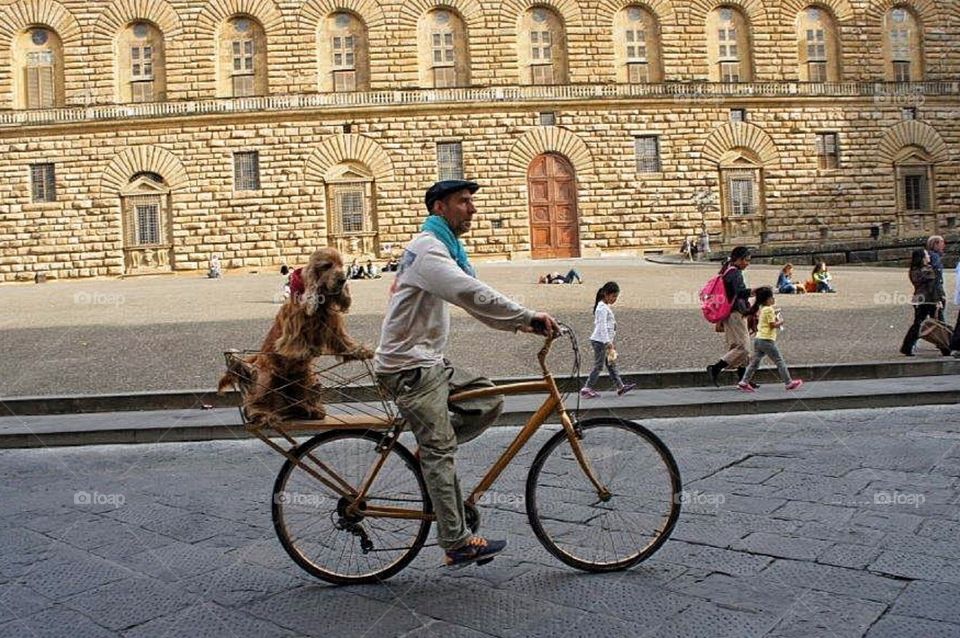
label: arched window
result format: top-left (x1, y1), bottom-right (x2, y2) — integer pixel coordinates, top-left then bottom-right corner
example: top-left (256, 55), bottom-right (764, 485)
top-left (319, 12), bottom-right (370, 92)
top-left (418, 8), bottom-right (470, 88)
top-left (707, 6), bottom-right (752, 83)
top-left (219, 15), bottom-right (268, 97)
top-left (117, 22), bottom-right (166, 103)
top-left (519, 7), bottom-right (568, 85)
top-left (719, 148), bottom-right (765, 243)
top-left (883, 7), bottom-right (923, 82)
top-left (894, 145), bottom-right (935, 234)
top-left (325, 162), bottom-right (378, 256)
top-left (120, 172), bottom-right (173, 274)
top-left (796, 6), bottom-right (840, 82)
top-left (614, 5), bottom-right (663, 83)
top-left (14, 26), bottom-right (64, 109)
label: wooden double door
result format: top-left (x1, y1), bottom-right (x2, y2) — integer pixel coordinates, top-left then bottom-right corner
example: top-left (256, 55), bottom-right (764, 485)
top-left (528, 153), bottom-right (581, 259)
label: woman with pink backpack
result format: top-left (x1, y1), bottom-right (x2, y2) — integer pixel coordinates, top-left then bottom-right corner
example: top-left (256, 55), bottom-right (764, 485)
top-left (706, 246), bottom-right (756, 387)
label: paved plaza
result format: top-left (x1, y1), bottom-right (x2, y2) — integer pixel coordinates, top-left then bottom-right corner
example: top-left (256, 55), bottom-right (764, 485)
top-left (1, 405), bottom-right (959, 637)
top-left (1, 260), bottom-right (956, 397)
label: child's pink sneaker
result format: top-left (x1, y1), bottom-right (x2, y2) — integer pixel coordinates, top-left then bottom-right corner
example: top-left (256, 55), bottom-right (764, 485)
top-left (786, 379), bottom-right (804, 391)
top-left (579, 388), bottom-right (600, 399)
top-left (617, 383), bottom-right (636, 396)
top-left (737, 381), bottom-right (756, 393)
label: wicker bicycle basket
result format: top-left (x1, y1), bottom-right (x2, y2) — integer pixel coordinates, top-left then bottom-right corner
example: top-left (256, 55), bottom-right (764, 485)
top-left (222, 350), bottom-right (400, 457)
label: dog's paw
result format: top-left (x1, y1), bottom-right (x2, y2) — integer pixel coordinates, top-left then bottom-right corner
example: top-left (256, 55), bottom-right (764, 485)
top-left (305, 405), bottom-right (327, 421)
top-left (349, 345), bottom-right (375, 361)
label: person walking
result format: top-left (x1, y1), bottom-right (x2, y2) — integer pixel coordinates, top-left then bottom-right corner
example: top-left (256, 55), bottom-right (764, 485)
top-left (580, 282), bottom-right (636, 398)
top-left (374, 179), bottom-right (560, 568)
top-left (707, 246), bottom-right (756, 387)
top-left (738, 287), bottom-right (803, 392)
top-left (900, 248), bottom-right (948, 356)
top-left (927, 235), bottom-right (947, 322)
top-left (950, 247), bottom-right (960, 357)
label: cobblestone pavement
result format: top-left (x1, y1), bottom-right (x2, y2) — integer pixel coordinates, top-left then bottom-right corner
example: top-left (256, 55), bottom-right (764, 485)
top-left (1, 405), bottom-right (959, 637)
top-left (1, 260), bottom-right (956, 396)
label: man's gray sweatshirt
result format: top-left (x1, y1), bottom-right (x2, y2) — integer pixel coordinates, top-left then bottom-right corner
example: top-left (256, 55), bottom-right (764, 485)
top-left (374, 232), bottom-right (535, 374)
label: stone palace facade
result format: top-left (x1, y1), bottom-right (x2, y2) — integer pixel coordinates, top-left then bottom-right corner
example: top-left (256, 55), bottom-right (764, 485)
top-left (0, 0), bottom-right (957, 280)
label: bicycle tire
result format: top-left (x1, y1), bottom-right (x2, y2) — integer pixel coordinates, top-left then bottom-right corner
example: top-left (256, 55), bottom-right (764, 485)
top-left (526, 417), bottom-right (681, 572)
top-left (272, 430), bottom-right (432, 585)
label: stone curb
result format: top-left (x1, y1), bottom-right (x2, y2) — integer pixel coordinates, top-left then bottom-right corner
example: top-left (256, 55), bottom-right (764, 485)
top-left (1, 359), bottom-right (956, 417)
top-left (1, 383), bottom-right (957, 449)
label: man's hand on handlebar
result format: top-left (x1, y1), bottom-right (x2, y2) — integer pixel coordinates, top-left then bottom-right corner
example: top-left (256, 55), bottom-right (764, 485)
top-left (523, 313), bottom-right (561, 337)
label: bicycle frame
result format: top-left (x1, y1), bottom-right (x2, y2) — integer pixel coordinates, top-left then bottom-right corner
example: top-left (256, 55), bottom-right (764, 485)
top-left (339, 334), bottom-right (611, 521)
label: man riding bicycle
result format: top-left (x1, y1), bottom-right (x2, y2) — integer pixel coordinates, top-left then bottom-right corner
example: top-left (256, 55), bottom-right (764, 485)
top-left (374, 179), bottom-right (560, 567)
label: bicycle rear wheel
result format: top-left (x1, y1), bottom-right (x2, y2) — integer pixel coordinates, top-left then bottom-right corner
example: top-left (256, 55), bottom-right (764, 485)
top-left (272, 430), bottom-right (431, 585)
top-left (526, 417), bottom-right (681, 572)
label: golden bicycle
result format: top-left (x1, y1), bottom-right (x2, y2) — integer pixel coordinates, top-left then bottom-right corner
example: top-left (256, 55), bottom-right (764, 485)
top-left (224, 327), bottom-right (681, 585)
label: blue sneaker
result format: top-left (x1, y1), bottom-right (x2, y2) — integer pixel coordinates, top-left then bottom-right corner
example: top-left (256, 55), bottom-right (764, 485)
top-left (444, 536), bottom-right (507, 567)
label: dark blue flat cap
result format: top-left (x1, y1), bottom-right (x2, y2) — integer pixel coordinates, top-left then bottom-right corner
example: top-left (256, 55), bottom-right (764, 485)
top-left (425, 179), bottom-right (479, 212)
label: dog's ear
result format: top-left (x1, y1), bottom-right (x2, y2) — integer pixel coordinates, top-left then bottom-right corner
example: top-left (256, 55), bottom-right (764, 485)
top-left (333, 283), bottom-right (352, 312)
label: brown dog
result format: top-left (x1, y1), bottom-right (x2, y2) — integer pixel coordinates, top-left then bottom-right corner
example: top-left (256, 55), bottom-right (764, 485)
top-left (219, 247), bottom-right (373, 426)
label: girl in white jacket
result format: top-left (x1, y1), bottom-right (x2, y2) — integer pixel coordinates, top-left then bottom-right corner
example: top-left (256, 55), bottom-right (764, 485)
top-left (581, 281), bottom-right (636, 398)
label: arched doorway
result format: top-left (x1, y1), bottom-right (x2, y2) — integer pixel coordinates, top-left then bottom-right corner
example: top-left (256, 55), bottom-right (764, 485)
top-left (528, 153), bottom-right (580, 259)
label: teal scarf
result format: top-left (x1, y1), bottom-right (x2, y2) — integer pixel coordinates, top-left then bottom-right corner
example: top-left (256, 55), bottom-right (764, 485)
top-left (422, 215), bottom-right (475, 277)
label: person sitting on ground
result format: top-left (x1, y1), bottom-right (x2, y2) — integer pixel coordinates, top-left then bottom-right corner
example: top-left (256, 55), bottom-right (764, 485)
top-left (347, 259), bottom-right (364, 280)
top-left (383, 257), bottom-right (400, 272)
top-left (537, 268), bottom-right (583, 284)
top-left (364, 259), bottom-right (381, 279)
top-left (811, 261), bottom-right (836, 293)
top-left (776, 264), bottom-right (805, 294)
top-left (207, 254), bottom-right (222, 279)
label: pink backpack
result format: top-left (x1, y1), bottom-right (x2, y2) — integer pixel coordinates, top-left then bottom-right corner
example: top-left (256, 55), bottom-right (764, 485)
top-left (700, 267), bottom-right (734, 323)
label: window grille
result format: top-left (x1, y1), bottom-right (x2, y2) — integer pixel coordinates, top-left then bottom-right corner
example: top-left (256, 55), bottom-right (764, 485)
top-left (30, 163), bottom-right (56, 202)
top-left (635, 136), bottom-right (661, 173)
top-left (729, 176), bottom-right (756, 215)
top-left (135, 202), bottom-right (161, 244)
top-left (437, 142), bottom-right (464, 180)
top-left (338, 190), bottom-right (365, 232)
top-left (234, 152), bottom-right (261, 191)
top-left (815, 133), bottom-right (840, 169)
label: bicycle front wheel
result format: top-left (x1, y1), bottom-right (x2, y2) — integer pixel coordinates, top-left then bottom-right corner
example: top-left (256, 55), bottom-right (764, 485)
top-left (526, 417), bottom-right (681, 572)
top-left (272, 430), bottom-right (431, 585)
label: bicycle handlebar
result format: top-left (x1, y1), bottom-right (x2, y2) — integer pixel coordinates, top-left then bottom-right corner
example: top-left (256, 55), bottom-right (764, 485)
top-left (536, 324), bottom-right (571, 376)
